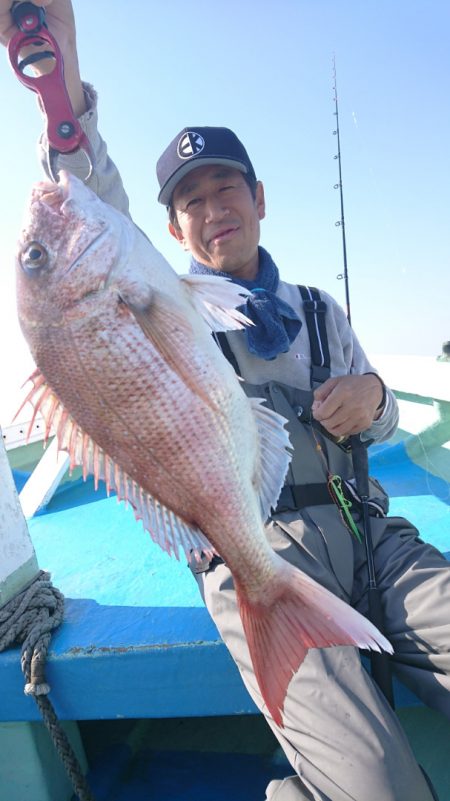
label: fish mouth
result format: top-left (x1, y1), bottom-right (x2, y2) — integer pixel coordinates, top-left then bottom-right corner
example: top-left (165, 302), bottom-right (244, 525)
top-left (33, 171), bottom-right (98, 220)
top-left (32, 173), bottom-right (115, 280)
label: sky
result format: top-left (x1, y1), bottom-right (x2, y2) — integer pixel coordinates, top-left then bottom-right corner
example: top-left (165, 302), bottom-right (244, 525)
top-left (1, 0), bottom-right (449, 422)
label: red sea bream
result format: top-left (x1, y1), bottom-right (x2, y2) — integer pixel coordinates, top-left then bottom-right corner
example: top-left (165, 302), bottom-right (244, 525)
top-left (15, 172), bottom-right (392, 726)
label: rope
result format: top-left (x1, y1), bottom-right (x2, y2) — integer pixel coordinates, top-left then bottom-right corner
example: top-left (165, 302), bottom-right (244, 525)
top-left (35, 695), bottom-right (96, 801)
top-left (0, 570), bottom-right (96, 801)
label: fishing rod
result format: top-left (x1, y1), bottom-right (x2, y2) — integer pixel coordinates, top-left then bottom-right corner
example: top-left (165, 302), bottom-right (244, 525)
top-left (332, 56), bottom-right (351, 326)
top-left (332, 57), bottom-right (394, 704)
top-left (349, 445), bottom-right (439, 797)
top-left (332, 59), bottom-right (439, 799)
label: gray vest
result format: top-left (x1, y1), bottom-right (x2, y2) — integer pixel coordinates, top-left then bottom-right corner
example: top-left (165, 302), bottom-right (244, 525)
top-left (243, 378), bottom-right (360, 592)
top-left (215, 286), bottom-right (390, 595)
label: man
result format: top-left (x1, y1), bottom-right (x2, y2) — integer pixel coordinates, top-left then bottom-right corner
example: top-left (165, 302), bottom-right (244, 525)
top-left (1, 2), bottom-right (449, 799)
top-left (155, 126), bottom-right (450, 801)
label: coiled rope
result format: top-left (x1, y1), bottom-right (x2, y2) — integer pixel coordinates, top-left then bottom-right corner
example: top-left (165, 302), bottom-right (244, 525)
top-left (0, 570), bottom-right (96, 801)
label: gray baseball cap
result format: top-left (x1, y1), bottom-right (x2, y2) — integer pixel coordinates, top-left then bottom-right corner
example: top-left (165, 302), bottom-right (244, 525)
top-left (156, 126), bottom-right (256, 205)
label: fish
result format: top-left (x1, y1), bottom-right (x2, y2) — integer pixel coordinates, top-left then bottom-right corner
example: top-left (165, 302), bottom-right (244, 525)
top-left (15, 171), bottom-right (392, 727)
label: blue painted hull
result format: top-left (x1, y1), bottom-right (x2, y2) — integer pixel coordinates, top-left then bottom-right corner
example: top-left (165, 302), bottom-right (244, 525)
top-left (1, 437), bottom-right (450, 800)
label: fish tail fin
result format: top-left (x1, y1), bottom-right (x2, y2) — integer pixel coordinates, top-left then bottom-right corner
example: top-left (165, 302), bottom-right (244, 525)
top-left (236, 561), bottom-right (393, 728)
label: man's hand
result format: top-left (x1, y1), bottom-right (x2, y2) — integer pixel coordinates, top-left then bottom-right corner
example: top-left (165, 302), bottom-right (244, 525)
top-left (0, 0), bottom-right (86, 116)
top-left (0, 0), bottom-right (35, 46)
top-left (311, 374), bottom-right (384, 438)
top-left (0, 0), bottom-right (57, 45)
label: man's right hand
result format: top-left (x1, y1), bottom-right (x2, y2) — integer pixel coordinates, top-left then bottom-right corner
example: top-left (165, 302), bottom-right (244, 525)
top-left (0, 0), bottom-right (86, 116)
top-left (0, 0), bottom-right (75, 49)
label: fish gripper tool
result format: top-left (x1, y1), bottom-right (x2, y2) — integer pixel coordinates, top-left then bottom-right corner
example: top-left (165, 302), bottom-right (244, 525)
top-left (8, 1), bottom-right (93, 181)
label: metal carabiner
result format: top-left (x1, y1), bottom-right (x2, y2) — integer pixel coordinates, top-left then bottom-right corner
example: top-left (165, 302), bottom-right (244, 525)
top-left (7, 2), bottom-right (94, 181)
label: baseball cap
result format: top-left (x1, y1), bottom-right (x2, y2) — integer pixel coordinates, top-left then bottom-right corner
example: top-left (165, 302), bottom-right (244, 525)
top-left (156, 126), bottom-right (256, 206)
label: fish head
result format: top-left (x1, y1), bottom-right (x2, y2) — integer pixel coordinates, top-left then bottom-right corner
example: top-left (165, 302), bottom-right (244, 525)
top-left (16, 170), bottom-right (131, 331)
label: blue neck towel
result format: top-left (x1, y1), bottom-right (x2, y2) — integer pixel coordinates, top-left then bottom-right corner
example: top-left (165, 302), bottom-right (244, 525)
top-left (189, 247), bottom-right (302, 360)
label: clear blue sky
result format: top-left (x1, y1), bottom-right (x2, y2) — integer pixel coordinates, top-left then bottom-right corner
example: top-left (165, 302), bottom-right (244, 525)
top-left (1, 0), bottom-right (449, 419)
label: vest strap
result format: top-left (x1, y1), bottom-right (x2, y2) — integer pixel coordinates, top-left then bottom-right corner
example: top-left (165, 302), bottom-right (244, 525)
top-left (214, 332), bottom-right (241, 376)
top-left (298, 286), bottom-right (331, 387)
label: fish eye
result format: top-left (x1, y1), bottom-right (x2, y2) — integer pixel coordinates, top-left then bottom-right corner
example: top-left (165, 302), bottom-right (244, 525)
top-left (20, 241), bottom-right (49, 272)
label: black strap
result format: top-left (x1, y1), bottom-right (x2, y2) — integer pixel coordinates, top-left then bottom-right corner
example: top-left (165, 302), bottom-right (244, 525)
top-left (275, 482), bottom-right (332, 512)
top-left (214, 332), bottom-right (241, 376)
top-left (298, 286), bottom-right (331, 387)
top-left (214, 287), bottom-right (331, 392)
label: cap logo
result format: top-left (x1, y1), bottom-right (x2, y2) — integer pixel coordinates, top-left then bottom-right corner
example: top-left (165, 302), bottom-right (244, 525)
top-left (177, 131), bottom-right (205, 160)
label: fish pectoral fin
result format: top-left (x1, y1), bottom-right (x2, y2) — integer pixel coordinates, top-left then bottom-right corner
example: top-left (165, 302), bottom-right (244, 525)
top-left (125, 292), bottom-right (219, 412)
top-left (180, 274), bottom-right (254, 332)
top-left (125, 292), bottom-right (194, 376)
top-left (250, 398), bottom-right (292, 520)
top-left (121, 289), bottom-right (193, 344)
top-left (236, 561), bottom-right (393, 728)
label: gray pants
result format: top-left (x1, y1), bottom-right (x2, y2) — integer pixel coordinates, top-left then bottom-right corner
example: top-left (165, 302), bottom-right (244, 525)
top-left (193, 514), bottom-right (450, 800)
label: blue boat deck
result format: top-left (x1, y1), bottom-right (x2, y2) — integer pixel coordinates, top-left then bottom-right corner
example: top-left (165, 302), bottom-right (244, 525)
top-left (1, 436), bottom-right (450, 799)
top-left (4, 441), bottom-right (449, 719)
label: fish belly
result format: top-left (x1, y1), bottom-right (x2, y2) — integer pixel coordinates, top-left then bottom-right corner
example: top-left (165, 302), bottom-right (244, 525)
top-left (31, 297), bottom-right (260, 539)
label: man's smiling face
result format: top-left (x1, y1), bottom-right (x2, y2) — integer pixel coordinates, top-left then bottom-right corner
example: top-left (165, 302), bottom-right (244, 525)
top-left (169, 164), bottom-right (265, 280)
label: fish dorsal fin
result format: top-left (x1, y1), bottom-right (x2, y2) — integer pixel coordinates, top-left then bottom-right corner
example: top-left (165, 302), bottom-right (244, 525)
top-left (180, 273), bottom-right (254, 332)
top-left (17, 371), bottom-right (215, 562)
top-left (250, 398), bottom-right (292, 520)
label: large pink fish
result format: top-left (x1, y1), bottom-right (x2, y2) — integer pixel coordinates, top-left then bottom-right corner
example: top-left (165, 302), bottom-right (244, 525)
top-left (15, 172), bottom-right (392, 726)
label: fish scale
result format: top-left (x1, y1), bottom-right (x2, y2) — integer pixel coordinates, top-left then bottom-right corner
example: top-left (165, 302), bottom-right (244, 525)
top-left (15, 171), bottom-right (393, 727)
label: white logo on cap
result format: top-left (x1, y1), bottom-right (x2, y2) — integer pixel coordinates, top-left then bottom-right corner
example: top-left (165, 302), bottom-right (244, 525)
top-left (177, 131), bottom-right (205, 160)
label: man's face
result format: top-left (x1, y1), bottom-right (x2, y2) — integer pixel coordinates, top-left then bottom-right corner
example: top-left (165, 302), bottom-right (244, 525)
top-left (169, 164), bottom-right (265, 280)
